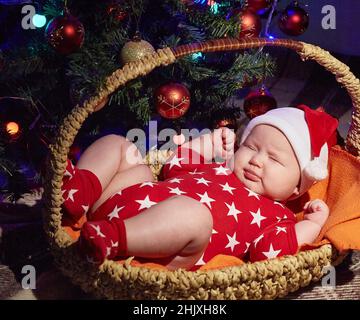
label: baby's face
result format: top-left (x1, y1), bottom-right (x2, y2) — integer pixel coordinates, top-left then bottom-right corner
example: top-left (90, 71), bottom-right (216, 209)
top-left (232, 124), bottom-right (301, 201)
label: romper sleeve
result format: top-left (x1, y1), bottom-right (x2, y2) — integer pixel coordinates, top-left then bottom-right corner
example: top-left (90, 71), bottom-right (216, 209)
top-left (249, 219), bottom-right (299, 262)
top-left (161, 146), bottom-right (207, 180)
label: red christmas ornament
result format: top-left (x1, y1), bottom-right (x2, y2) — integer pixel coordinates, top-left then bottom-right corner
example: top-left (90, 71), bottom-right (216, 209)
top-left (243, 86), bottom-right (277, 119)
top-left (278, 2), bottom-right (309, 36)
top-left (155, 83), bottom-right (191, 120)
top-left (45, 13), bottom-right (85, 55)
top-left (246, 0), bottom-right (273, 15)
top-left (107, 3), bottom-right (128, 21)
top-left (228, 8), bottom-right (262, 38)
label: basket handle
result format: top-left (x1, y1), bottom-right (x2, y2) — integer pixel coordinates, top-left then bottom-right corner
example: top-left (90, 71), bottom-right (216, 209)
top-left (43, 38), bottom-right (360, 246)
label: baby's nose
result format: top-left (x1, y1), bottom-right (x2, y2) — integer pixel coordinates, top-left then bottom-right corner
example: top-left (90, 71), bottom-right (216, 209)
top-left (249, 155), bottom-right (263, 168)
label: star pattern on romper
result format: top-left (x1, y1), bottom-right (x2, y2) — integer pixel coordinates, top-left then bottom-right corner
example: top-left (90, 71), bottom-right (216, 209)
top-left (209, 228), bottom-right (218, 243)
top-left (107, 205), bottom-right (125, 221)
top-left (135, 195), bottom-right (157, 210)
top-left (89, 224), bottom-right (106, 238)
top-left (194, 253), bottom-right (206, 266)
top-left (64, 168), bottom-right (73, 179)
top-left (189, 168), bottom-right (204, 175)
top-left (253, 233), bottom-right (264, 248)
top-left (275, 226), bottom-right (287, 235)
top-left (225, 232), bottom-right (240, 252)
top-left (213, 165), bottom-right (231, 175)
top-left (244, 187), bottom-right (260, 200)
top-left (168, 186), bottom-right (186, 196)
top-left (244, 242), bottom-right (251, 253)
top-left (140, 181), bottom-right (156, 188)
top-left (219, 182), bottom-right (236, 195)
top-left (250, 208), bottom-right (267, 228)
top-left (262, 244), bottom-right (282, 259)
top-left (82, 205), bottom-right (89, 213)
top-left (194, 177), bottom-right (211, 186)
top-left (66, 189), bottom-right (78, 202)
top-left (196, 191), bottom-right (215, 209)
top-left (168, 155), bottom-right (184, 169)
top-left (273, 201), bottom-right (285, 208)
top-left (168, 177), bottom-right (183, 184)
top-left (225, 202), bottom-right (242, 222)
top-left (111, 240), bottom-right (118, 248)
top-left (106, 246), bottom-right (111, 258)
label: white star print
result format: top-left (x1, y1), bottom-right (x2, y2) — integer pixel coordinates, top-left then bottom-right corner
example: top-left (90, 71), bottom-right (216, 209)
top-left (194, 253), bottom-right (206, 266)
top-left (196, 192), bottom-right (215, 209)
top-left (89, 224), bottom-right (106, 238)
top-left (219, 182), bottom-right (236, 195)
top-left (61, 189), bottom-right (66, 197)
top-left (107, 205), bottom-right (124, 221)
top-left (262, 244), bottom-right (282, 259)
top-left (135, 195), bottom-right (157, 210)
top-left (194, 177), bottom-right (211, 186)
top-left (140, 181), bottom-right (156, 188)
top-left (274, 201), bottom-right (285, 208)
top-left (111, 240), bottom-right (118, 248)
top-left (168, 155), bottom-right (184, 169)
top-left (225, 202), bottom-right (242, 222)
top-left (82, 205), bottom-right (89, 213)
top-left (64, 169), bottom-right (73, 178)
top-left (250, 208), bottom-right (267, 228)
top-left (244, 242), bottom-right (251, 253)
top-left (189, 168), bottom-right (204, 175)
top-left (209, 228), bottom-right (218, 243)
top-left (66, 189), bottom-right (78, 202)
top-left (213, 165), bottom-right (230, 175)
top-left (106, 247), bottom-right (111, 258)
top-left (225, 232), bottom-right (240, 252)
top-left (168, 177), bottom-right (183, 184)
top-left (111, 190), bottom-right (122, 198)
top-left (168, 186), bottom-right (186, 196)
top-left (253, 233), bottom-right (264, 248)
top-left (244, 187), bottom-right (260, 200)
top-left (276, 216), bottom-right (282, 223)
top-left (275, 226), bottom-right (287, 235)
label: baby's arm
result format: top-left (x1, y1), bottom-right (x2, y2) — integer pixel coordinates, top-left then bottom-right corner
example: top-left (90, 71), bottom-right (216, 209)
top-left (295, 199), bottom-right (329, 245)
top-left (180, 127), bottom-right (235, 162)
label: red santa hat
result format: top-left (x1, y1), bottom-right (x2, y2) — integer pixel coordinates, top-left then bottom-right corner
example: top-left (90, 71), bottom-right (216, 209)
top-left (240, 105), bottom-right (339, 196)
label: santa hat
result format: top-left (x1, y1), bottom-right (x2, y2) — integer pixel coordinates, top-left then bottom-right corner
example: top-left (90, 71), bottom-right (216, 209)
top-left (240, 105), bottom-right (339, 196)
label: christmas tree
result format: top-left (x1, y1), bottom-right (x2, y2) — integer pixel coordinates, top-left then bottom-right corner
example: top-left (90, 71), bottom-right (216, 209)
top-left (0, 0), bottom-right (294, 197)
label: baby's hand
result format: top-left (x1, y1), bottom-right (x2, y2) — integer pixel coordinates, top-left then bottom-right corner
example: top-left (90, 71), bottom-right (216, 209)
top-left (212, 127), bottom-right (236, 160)
top-left (303, 199), bottom-right (329, 228)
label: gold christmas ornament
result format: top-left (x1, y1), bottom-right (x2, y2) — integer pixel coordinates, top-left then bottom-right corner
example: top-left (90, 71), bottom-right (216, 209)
top-left (120, 34), bottom-right (155, 65)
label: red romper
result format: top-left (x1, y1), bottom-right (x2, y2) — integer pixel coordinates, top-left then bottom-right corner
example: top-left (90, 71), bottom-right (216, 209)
top-left (62, 147), bottom-right (299, 269)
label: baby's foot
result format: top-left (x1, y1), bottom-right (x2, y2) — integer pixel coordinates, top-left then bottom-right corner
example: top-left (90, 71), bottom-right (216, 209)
top-left (61, 159), bottom-right (102, 221)
top-left (79, 220), bottom-right (126, 264)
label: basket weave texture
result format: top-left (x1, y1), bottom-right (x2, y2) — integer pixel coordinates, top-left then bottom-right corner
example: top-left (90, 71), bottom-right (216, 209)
top-left (42, 38), bottom-right (360, 300)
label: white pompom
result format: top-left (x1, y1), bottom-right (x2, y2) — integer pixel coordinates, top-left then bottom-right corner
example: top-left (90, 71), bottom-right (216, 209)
top-left (304, 157), bottom-right (328, 181)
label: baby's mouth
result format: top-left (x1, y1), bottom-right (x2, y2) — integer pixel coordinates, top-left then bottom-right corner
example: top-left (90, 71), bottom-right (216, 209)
top-left (243, 169), bottom-right (261, 182)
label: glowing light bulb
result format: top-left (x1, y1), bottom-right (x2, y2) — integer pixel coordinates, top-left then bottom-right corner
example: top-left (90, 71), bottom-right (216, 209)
top-left (32, 14), bottom-right (47, 28)
top-left (6, 122), bottom-right (20, 136)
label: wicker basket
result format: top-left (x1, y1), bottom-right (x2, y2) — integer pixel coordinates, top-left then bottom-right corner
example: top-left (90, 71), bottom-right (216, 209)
top-left (42, 38), bottom-right (360, 300)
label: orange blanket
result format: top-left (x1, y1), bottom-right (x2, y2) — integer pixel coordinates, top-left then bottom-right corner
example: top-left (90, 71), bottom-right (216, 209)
top-left (62, 145), bottom-right (360, 270)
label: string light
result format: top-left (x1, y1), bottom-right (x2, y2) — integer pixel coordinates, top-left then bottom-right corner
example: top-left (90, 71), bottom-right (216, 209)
top-left (32, 14), bottom-right (47, 28)
top-left (6, 121), bottom-right (20, 136)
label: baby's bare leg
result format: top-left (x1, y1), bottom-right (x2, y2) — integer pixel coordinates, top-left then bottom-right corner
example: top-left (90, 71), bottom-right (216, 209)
top-left (76, 135), bottom-right (154, 212)
top-left (77, 134), bottom-right (146, 189)
top-left (125, 196), bottom-right (213, 270)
